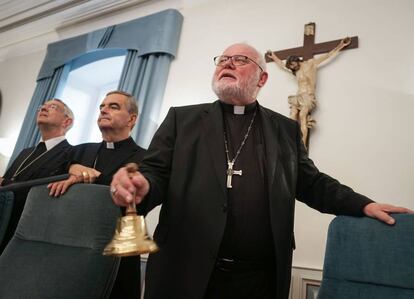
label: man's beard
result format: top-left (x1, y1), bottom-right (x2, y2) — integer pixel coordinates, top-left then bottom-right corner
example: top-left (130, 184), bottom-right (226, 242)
top-left (212, 71), bottom-right (260, 103)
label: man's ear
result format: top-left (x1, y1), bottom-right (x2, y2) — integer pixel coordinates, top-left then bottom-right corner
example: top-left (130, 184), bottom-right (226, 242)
top-left (63, 117), bottom-right (73, 130)
top-left (258, 71), bottom-right (268, 87)
top-left (128, 114), bottom-right (137, 128)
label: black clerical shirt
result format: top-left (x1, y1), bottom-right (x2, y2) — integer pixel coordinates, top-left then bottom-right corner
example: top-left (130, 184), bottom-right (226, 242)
top-left (94, 137), bottom-right (133, 171)
top-left (218, 101), bottom-right (275, 262)
top-left (93, 137), bottom-right (138, 185)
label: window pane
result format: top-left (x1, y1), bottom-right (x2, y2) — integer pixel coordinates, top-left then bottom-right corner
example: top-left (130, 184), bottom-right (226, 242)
top-left (59, 55), bottom-right (126, 145)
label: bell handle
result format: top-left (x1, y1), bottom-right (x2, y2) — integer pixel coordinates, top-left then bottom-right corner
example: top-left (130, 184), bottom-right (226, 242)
top-left (125, 163), bottom-right (139, 216)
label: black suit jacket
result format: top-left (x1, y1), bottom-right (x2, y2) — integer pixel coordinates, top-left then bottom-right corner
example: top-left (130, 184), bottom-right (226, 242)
top-left (0, 139), bottom-right (74, 253)
top-left (72, 137), bottom-right (146, 299)
top-left (73, 137), bottom-right (146, 185)
top-left (2, 140), bottom-right (73, 185)
top-left (140, 101), bottom-right (373, 299)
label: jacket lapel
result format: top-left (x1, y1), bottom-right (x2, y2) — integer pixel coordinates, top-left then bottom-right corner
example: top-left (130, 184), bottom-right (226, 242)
top-left (201, 102), bottom-right (281, 202)
top-left (201, 101), bottom-right (228, 199)
top-left (14, 140), bottom-right (71, 181)
top-left (3, 148), bottom-right (33, 180)
top-left (259, 105), bottom-right (280, 197)
top-left (32, 140), bottom-right (70, 170)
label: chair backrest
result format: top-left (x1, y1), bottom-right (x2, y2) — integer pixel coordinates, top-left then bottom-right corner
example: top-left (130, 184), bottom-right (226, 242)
top-left (0, 184), bottom-right (121, 299)
top-left (0, 191), bottom-right (14, 244)
top-left (318, 215), bottom-right (414, 299)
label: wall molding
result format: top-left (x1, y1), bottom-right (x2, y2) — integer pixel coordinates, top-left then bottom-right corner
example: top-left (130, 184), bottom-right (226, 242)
top-left (0, 0), bottom-right (90, 33)
top-left (0, 0), bottom-right (149, 61)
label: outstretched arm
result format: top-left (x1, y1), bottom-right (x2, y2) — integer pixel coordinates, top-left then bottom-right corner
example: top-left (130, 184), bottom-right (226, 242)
top-left (266, 50), bottom-right (292, 72)
top-left (313, 37), bottom-right (351, 65)
top-left (363, 202), bottom-right (414, 225)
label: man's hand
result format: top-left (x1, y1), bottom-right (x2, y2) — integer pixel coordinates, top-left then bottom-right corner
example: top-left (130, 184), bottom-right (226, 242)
top-left (341, 37), bottom-right (351, 47)
top-left (363, 202), bottom-right (414, 225)
top-left (47, 164), bottom-right (102, 197)
top-left (48, 174), bottom-right (82, 197)
top-left (0, 177), bottom-right (4, 186)
top-left (69, 164), bottom-right (101, 184)
top-left (266, 50), bottom-right (281, 62)
top-left (110, 167), bottom-right (149, 207)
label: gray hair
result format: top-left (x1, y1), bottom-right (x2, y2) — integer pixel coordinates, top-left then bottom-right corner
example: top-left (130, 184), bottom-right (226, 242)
top-left (233, 43), bottom-right (267, 72)
top-left (250, 45), bottom-right (267, 72)
top-left (106, 90), bottom-right (138, 115)
top-left (51, 98), bottom-right (74, 131)
top-left (255, 52), bottom-right (267, 72)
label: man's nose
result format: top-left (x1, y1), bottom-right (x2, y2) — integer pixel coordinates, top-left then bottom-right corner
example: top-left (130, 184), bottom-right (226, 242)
top-left (100, 106), bottom-right (109, 114)
top-left (222, 58), bottom-right (236, 69)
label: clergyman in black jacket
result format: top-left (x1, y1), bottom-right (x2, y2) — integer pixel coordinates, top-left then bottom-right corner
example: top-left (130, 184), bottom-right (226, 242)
top-left (0, 98), bottom-right (74, 253)
top-left (48, 90), bottom-right (145, 299)
top-left (109, 44), bottom-right (413, 299)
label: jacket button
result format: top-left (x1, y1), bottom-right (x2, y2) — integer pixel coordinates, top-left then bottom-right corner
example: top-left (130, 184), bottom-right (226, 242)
top-left (222, 203), bottom-right (227, 212)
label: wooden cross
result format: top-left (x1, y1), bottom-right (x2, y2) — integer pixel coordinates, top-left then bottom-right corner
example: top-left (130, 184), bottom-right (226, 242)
top-left (265, 22), bottom-right (358, 62)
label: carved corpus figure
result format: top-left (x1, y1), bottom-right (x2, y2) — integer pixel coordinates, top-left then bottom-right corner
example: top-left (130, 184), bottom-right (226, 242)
top-left (267, 37), bottom-right (350, 148)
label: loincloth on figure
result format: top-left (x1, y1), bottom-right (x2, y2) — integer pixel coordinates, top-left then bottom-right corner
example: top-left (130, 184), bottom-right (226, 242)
top-left (288, 93), bottom-right (316, 111)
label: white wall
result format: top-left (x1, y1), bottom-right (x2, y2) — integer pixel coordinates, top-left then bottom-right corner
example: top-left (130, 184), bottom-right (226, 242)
top-left (162, 0), bottom-right (414, 269)
top-left (0, 0), bottom-right (413, 270)
top-left (0, 50), bottom-right (45, 165)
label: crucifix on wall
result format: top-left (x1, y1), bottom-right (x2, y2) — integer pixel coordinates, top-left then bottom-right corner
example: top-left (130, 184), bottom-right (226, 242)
top-left (266, 22), bottom-right (358, 149)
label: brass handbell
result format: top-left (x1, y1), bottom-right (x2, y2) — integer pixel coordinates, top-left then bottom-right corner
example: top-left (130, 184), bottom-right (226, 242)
top-left (103, 163), bottom-right (158, 257)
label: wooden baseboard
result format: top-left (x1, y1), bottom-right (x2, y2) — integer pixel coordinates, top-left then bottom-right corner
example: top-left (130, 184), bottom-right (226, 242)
top-left (289, 267), bottom-right (322, 299)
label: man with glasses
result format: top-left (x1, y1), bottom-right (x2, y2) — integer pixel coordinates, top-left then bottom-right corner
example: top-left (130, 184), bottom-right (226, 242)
top-left (109, 43), bottom-right (412, 299)
top-left (0, 98), bottom-right (74, 253)
top-left (48, 90), bottom-right (146, 299)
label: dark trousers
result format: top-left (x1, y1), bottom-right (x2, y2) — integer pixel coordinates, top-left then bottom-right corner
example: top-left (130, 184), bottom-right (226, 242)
top-left (0, 190), bottom-right (28, 254)
top-left (109, 256), bottom-right (141, 299)
top-left (204, 265), bottom-right (277, 299)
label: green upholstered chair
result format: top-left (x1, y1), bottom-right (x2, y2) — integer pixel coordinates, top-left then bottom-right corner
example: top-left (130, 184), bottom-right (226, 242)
top-left (0, 184), bottom-right (121, 299)
top-left (318, 214), bottom-right (414, 299)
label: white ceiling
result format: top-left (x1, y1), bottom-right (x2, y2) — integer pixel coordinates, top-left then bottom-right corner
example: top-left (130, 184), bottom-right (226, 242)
top-left (0, 0), bottom-right (93, 33)
top-left (0, 0), bottom-right (149, 49)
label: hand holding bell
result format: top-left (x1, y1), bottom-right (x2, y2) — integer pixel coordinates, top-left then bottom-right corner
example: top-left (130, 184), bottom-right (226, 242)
top-left (103, 163), bottom-right (158, 256)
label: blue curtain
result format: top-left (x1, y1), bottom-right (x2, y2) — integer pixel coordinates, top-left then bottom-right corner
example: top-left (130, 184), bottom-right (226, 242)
top-left (8, 66), bottom-right (65, 163)
top-left (118, 50), bottom-right (172, 148)
top-left (37, 9), bottom-right (182, 80)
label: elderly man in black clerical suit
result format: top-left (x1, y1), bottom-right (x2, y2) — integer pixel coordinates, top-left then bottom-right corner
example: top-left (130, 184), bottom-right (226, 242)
top-left (109, 43), bottom-right (413, 299)
top-left (48, 90), bottom-right (146, 299)
top-left (0, 99), bottom-right (74, 253)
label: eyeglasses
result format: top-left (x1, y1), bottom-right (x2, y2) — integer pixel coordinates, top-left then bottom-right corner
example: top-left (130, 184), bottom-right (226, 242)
top-left (213, 55), bottom-right (264, 72)
top-left (37, 104), bottom-right (62, 112)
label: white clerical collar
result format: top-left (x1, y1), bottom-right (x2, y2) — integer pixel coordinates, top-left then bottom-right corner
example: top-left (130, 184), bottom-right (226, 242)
top-left (106, 142), bottom-right (115, 149)
top-left (103, 137), bottom-right (132, 150)
top-left (42, 136), bottom-right (66, 151)
top-left (233, 106), bottom-right (245, 115)
top-left (220, 100), bottom-right (257, 115)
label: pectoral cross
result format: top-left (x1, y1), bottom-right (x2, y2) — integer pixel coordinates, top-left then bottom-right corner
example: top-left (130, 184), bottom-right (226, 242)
top-left (226, 161), bottom-right (242, 189)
